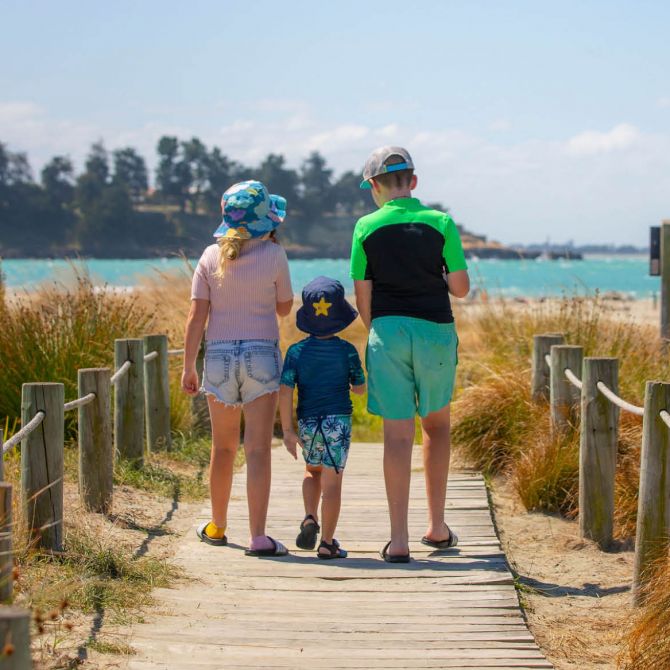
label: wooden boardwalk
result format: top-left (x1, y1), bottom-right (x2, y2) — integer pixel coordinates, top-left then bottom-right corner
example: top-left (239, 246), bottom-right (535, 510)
top-left (127, 443), bottom-right (552, 669)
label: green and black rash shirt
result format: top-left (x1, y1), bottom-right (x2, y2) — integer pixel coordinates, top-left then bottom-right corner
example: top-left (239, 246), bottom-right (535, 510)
top-left (350, 197), bottom-right (467, 324)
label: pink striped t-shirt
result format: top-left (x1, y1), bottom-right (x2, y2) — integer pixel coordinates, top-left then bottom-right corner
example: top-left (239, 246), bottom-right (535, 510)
top-left (191, 240), bottom-right (294, 341)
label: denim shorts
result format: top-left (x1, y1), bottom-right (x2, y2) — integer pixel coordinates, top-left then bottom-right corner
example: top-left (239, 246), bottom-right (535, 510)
top-left (202, 339), bottom-right (282, 406)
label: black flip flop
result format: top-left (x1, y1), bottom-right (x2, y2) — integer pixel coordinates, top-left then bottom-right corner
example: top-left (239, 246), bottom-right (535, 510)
top-left (317, 538), bottom-right (347, 560)
top-left (196, 522), bottom-right (228, 547)
top-left (421, 529), bottom-right (459, 550)
top-left (380, 540), bottom-right (410, 564)
top-left (245, 536), bottom-right (289, 557)
top-left (296, 514), bottom-right (320, 550)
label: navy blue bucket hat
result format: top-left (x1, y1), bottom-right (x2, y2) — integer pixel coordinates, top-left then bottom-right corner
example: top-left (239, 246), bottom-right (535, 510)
top-left (296, 276), bottom-right (358, 337)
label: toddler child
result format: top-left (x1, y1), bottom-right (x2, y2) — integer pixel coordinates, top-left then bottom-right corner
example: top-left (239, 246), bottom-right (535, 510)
top-left (279, 276), bottom-right (366, 559)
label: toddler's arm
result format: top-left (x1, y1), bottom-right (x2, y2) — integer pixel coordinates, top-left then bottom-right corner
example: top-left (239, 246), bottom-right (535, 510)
top-left (279, 385), bottom-right (301, 459)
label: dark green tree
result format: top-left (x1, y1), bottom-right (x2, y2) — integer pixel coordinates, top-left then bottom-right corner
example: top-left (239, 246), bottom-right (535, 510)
top-left (300, 151), bottom-right (335, 221)
top-left (41, 156), bottom-right (75, 207)
top-left (156, 136), bottom-right (190, 210)
top-left (113, 147), bottom-right (148, 202)
top-left (258, 154), bottom-right (299, 206)
top-left (333, 170), bottom-right (370, 216)
top-left (182, 137), bottom-right (208, 213)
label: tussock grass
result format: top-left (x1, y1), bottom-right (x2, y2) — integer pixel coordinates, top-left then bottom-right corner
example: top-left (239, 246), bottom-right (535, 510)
top-left (0, 268), bottom-right (154, 435)
top-left (451, 369), bottom-right (538, 475)
top-left (453, 295), bottom-right (655, 536)
top-left (23, 522), bottom-right (177, 623)
top-left (619, 555), bottom-right (670, 670)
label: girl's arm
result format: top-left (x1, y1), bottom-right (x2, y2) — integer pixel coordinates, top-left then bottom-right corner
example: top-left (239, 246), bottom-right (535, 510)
top-left (279, 385), bottom-right (301, 459)
top-left (181, 299), bottom-right (209, 395)
top-left (276, 299), bottom-right (293, 317)
top-left (351, 383), bottom-right (367, 395)
top-left (354, 280), bottom-right (372, 330)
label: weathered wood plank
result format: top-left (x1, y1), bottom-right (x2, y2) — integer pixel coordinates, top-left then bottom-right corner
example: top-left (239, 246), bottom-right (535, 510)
top-left (125, 443), bottom-right (551, 669)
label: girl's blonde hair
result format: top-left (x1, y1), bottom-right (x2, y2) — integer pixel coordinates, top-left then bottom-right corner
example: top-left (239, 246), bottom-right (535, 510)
top-left (215, 237), bottom-right (246, 278)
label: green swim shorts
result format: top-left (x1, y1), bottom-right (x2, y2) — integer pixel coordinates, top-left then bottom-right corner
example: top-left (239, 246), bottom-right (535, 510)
top-left (366, 316), bottom-right (458, 420)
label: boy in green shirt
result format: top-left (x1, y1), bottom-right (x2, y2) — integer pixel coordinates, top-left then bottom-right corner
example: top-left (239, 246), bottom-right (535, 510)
top-left (350, 146), bottom-right (470, 562)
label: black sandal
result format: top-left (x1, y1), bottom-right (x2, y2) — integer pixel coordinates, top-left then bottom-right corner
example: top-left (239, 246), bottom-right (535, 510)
top-left (380, 540), bottom-right (410, 563)
top-left (421, 528), bottom-right (459, 549)
top-left (296, 514), bottom-right (320, 550)
top-left (317, 538), bottom-right (347, 560)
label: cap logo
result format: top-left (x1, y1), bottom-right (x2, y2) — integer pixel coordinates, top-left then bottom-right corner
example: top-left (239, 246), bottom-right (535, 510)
top-left (313, 297), bottom-right (332, 317)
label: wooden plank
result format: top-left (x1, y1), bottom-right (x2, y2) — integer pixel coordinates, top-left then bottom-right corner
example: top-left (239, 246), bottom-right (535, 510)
top-left (125, 442), bottom-right (551, 669)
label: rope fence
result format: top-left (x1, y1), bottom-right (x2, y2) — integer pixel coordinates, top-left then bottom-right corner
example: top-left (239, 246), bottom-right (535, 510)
top-left (564, 368), bottom-right (583, 391)
top-left (110, 360), bottom-right (132, 385)
top-left (533, 333), bottom-right (670, 607)
top-left (596, 381), bottom-right (645, 416)
top-left (63, 392), bottom-right (96, 413)
top-left (0, 332), bottom-right (191, 659)
top-left (2, 411), bottom-right (45, 454)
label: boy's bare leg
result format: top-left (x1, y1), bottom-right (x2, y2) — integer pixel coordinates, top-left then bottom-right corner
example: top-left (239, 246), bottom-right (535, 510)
top-left (207, 397), bottom-right (242, 529)
top-left (420, 404), bottom-right (452, 542)
top-left (302, 466), bottom-right (322, 524)
top-left (319, 467), bottom-right (343, 547)
top-left (383, 418), bottom-right (415, 556)
top-left (242, 392), bottom-right (278, 545)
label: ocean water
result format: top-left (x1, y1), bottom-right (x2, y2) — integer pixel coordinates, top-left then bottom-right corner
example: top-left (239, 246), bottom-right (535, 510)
top-left (1, 255), bottom-right (658, 298)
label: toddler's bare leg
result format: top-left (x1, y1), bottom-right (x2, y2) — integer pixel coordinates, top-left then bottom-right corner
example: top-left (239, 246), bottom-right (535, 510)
top-left (303, 466), bottom-right (322, 523)
top-left (319, 467), bottom-right (343, 546)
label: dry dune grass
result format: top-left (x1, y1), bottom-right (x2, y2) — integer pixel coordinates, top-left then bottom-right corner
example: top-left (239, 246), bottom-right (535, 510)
top-left (619, 555), bottom-right (670, 670)
top-left (451, 296), bottom-right (661, 538)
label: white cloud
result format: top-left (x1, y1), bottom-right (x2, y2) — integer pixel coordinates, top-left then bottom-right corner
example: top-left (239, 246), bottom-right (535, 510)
top-left (1, 100), bottom-right (668, 245)
top-left (658, 96), bottom-right (670, 109)
top-left (566, 123), bottom-right (640, 155)
top-left (489, 118), bottom-right (512, 132)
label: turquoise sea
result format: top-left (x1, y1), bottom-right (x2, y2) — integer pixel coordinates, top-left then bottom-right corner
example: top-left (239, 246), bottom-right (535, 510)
top-left (0, 255), bottom-right (658, 298)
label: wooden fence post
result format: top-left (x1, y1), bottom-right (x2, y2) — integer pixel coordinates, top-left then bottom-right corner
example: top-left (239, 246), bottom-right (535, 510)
top-left (532, 333), bottom-right (565, 401)
top-left (0, 483), bottom-right (13, 602)
top-left (143, 334), bottom-right (171, 452)
top-left (550, 345), bottom-right (584, 433)
top-left (660, 220), bottom-right (670, 340)
top-left (192, 339), bottom-right (209, 435)
top-left (78, 368), bottom-right (113, 514)
top-left (0, 607), bottom-right (32, 669)
top-left (20, 382), bottom-right (64, 551)
top-left (579, 358), bottom-right (619, 549)
top-left (114, 339), bottom-right (145, 465)
top-left (633, 381), bottom-right (670, 605)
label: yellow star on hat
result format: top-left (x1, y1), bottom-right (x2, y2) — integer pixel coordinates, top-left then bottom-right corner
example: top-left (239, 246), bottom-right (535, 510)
top-left (313, 297), bottom-right (332, 316)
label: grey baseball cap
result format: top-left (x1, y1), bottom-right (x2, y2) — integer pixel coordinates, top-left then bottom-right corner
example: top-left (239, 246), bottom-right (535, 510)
top-left (360, 146), bottom-right (415, 189)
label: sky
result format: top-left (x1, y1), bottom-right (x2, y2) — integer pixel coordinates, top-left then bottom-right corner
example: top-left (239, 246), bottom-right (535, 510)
top-left (2, 0), bottom-right (669, 246)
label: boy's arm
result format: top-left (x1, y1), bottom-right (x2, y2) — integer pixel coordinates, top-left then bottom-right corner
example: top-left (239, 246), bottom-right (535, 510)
top-left (354, 280), bottom-right (372, 330)
top-left (278, 385), bottom-right (301, 460)
top-left (348, 345), bottom-right (367, 395)
top-left (442, 216), bottom-right (470, 299)
top-left (447, 270), bottom-right (470, 299)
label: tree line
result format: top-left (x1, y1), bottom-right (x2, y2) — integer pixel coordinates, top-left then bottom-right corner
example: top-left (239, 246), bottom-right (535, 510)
top-left (0, 137), bottom-right (378, 258)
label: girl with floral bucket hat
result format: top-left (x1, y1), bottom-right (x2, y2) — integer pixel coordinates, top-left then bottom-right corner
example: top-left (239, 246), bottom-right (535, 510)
top-left (182, 180), bottom-right (293, 557)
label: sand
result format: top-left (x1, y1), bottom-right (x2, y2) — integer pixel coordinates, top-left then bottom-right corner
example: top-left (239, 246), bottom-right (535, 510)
top-left (490, 478), bottom-right (634, 669)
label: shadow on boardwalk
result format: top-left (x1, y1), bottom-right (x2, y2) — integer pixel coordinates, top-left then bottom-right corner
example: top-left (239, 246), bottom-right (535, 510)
top-left (125, 443), bottom-right (554, 669)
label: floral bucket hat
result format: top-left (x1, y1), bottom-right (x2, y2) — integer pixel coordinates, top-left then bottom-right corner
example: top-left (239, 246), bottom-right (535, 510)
top-left (213, 180), bottom-right (287, 240)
